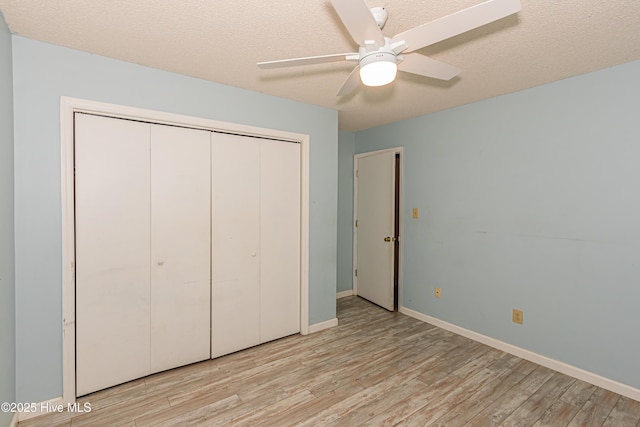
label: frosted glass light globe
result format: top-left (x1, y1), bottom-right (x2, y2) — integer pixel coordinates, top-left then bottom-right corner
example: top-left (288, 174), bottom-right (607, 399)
top-left (359, 51), bottom-right (398, 87)
top-left (360, 60), bottom-right (398, 87)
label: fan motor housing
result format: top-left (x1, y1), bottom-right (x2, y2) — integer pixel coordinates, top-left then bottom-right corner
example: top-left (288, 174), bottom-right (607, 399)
top-left (359, 51), bottom-right (396, 68)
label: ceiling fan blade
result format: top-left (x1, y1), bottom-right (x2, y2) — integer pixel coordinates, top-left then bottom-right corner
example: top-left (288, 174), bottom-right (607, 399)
top-left (398, 53), bottom-right (460, 80)
top-left (330, 0), bottom-right (385, 46)
top-left (257, 53), bottom-right (356, 69)
top-left (337, 67), bottom-right (361, 96)
top-left (391, 0), bottom-right (521, 52)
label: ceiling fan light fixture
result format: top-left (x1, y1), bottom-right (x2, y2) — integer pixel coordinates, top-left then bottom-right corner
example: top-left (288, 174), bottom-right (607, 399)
top-left (359, 52), bottom-right (397, 87)
top-left (257, 0), bottom-right (522, 96)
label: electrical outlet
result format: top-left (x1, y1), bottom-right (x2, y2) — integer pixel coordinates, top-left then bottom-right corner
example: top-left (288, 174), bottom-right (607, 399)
top-left (434, 287), bottom-right (441, 298)
top-left (512, 309), bottom-right (523, 325)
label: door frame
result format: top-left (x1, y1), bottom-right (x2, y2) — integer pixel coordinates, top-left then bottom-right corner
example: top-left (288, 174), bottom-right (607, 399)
top-left (353, 147), bottom-right (404, 310)
top-left (60, 97), bottom-right (310, 404)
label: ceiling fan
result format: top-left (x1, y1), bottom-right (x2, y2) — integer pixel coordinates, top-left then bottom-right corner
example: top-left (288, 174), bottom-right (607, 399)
top-left (257, 0), bottom-right (521, 96)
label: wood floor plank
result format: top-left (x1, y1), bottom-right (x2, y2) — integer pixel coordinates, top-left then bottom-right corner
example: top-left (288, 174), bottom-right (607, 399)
top-left (365, 356), bottom-right (498, 426)
top-left (71, 397), bottom-right (169, 427)
top-left (295, 368), bottom-right (421, 426)
top-left (498, 371), bottom-right (576, 426)
top-left (17, 417), bottom-right (72, 427)
top-left (17, 296), bottom-right (640, 427)
top-left (228, 390), bottom-right (316, 427)
top-left (463, 365), bottom-right (557, 426)
top-left (602, 396), bottom-right (640, 427)
top-left (134, 394), bottom-right (241, 427)
top-left (396, 369), bottom-right (501, 426)
top-left (532, 380), bottom-right (597, 427)
top-left (324, 378), bottom-right (429, 427)
top-left (185, 387), bottom-right (290, 426)
top-left (273, 384), bottom-right (364, 427)
top-left (428, 357), bottom-right (538, 426)
top-left (567, 387), bottom-right (620, 427)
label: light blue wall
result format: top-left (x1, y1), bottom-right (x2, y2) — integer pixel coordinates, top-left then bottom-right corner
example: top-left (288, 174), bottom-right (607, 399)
top-left (337, 131), bottom-right (355, 293)
top-left (0, 11), bottom-right (15, 427)
top-left (12, 36), bottom-right (338, 403)
top-left (355, 59), bottom-right (640, 389)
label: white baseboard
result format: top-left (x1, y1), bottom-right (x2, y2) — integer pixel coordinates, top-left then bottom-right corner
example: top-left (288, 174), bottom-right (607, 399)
top-left (9, 412), bottom-right (18, 427)
top-left (17, 396), bottom-right (64, 421)
top-left (308, 317), bottom-right (338, 334)
top-left (337, 290), bottom-right (354, 299)
top-left (399, 306), bottom-right (640, 402)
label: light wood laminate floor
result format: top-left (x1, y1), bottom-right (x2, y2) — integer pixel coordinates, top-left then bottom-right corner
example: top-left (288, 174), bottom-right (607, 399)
top-left (19, 296), bottom-right (640, 426)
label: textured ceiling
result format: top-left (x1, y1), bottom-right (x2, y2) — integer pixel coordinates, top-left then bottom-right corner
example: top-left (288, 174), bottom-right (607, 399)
top-left (1, 0), bottom-right (639, 131)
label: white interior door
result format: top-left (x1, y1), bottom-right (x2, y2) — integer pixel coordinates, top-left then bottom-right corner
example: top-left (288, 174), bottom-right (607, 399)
top-left (75, 114), bottom-right (151, 395)
top-left (150, 124), bottom-right (211, 373)
top-left (211, 133), bottom-right (261, 358)
top-left (355, 151), bottom-right (396, 311)
top-left (260, 140), bottom-right (301, 342)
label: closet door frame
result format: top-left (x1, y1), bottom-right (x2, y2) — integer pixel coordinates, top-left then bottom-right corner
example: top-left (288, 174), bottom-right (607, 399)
top-left (60, 97), bottom-right (310, 405)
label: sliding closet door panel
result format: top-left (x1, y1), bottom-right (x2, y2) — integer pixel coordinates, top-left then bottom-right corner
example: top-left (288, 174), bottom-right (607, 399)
top-left (211, 134), bottom-right (261, 358)
top-left (260, 141), bottom-right (301, 342)
top-left (75, 114), bottom-right (151, 396)
top-left (150, 125), bottom-right (212, 373)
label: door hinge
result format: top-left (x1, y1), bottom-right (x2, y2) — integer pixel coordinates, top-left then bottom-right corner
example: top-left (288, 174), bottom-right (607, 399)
top-left (355, 219), bottom-right (358, 227)
top-left (355, 269), bottom-right (358, 277)
top-left (356, 170), bottom-right (359, 177)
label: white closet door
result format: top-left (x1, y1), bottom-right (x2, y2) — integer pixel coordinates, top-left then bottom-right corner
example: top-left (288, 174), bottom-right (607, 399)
top-left (75, 114), bottom-right (151, 396)
top-left (260, 141), bottom-right (301, 342)
top-left (211, 133), bottom-right (261, 358)
top-left (150, 125), bottom-right (211, 373)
